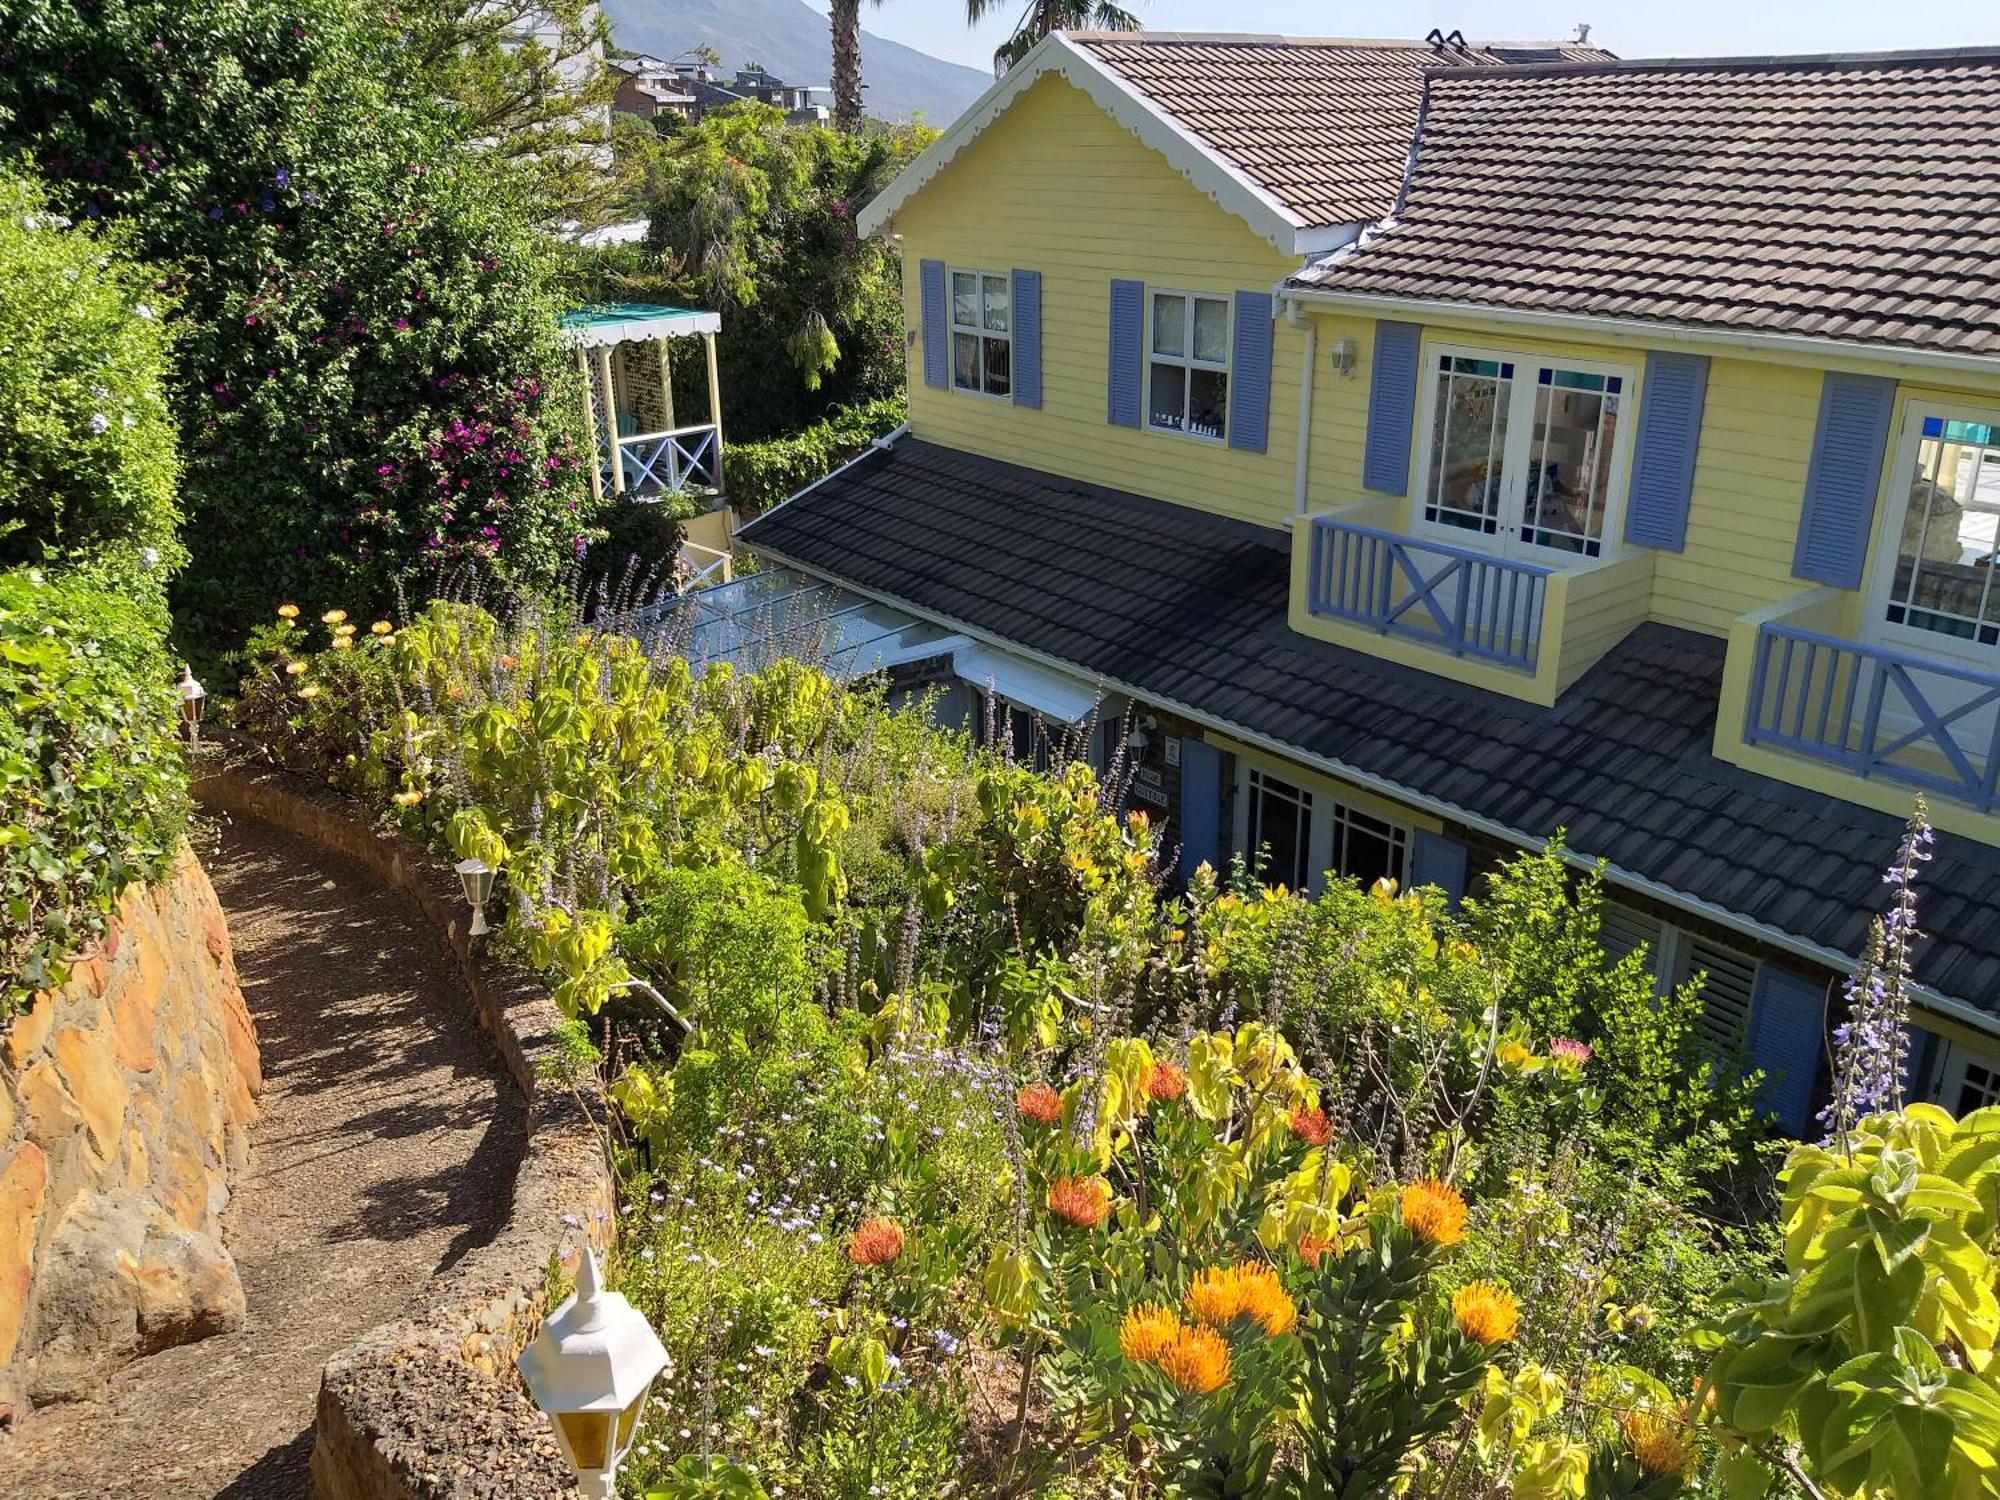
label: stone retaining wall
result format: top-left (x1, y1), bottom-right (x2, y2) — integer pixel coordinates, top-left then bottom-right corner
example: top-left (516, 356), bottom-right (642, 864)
top-left (196, 762), bottom-right (616, 1500)
top-left (0, 847), bottom-right (261, 1411)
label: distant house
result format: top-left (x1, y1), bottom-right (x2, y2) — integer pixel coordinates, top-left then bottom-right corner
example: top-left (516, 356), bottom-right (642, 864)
top-left (615, 59), bottom-right (835, 126)
top-left (609, 55), bottom-right (696, 124)
top-left (741, 32), bottom-right (2000, 1133)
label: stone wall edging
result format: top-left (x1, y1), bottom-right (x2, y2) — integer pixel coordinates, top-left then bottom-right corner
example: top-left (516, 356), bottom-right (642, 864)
top-left (194, 761), bottom-right (613, 1500)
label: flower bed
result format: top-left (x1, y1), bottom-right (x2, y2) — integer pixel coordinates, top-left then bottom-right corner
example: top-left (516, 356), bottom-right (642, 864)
top-left (235, 597), bottom-right (1795, 1498)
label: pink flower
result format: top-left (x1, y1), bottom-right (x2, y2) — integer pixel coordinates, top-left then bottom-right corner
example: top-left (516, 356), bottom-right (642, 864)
top-left (1549, 1037), bottom-right (1592, 1070)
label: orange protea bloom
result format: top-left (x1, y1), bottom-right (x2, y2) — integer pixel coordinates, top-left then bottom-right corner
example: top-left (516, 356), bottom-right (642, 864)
top-left (1287, 1105), bottom-right (1333, 1146)
top-left (1118, 1303), bottom-right (1183, 1365)
top-left (1047, 1176), bottom-right (1111, 1229)
top-left (1620, 1409), bottom-right (1695, 1479)
top-left (1157, 1323), bottom-right (1231, 1395)
top-left (1145, 1061), bottom-right (1187, 1102)
top-left (1185, 1263), bottom-right (1294, 1337)
top-left (1401, 1177), bottom-right (1468, 1248)
top-left (1297, 1233), bottom-right (1335, 1268)
top-left (1452, 1281), bottom-right (1521, 1346)
top-left (846, 1217), bottom-right (904, 1266)
top-left (1016, 1082), bottom-right (1062, 1125)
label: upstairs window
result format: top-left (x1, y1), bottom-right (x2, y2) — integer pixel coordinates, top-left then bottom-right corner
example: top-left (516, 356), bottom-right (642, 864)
top-left (950, 270), bottom-right (1010, 397)
top-left (1148, 291), bottom-right (1229, 441)
top-left (1880, 411), bottom-right (2000, 648)
top-left (1419, 347), bottom-right (1629, 559)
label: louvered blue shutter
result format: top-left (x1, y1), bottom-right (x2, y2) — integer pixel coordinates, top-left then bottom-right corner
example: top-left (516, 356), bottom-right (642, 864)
top-left (1902, 1024), bottom-right (1933, 1104)
top-left (1363, 320), bottom-right (1421, 494)
top-left (1747, 964), bottom-right (1828, 1134)
top-left (1176, 738), bottom-right (1224, 880)
top-left (1409, 830), bottom-right (1469, 907)
top-left (1011, 269), bottom-right (1042, 410)
top-left (1108, 278), bottom-right (1144, 428)
top-left (1793, 371), bottom-right (1897, 588)
top-left (919, 259), bottom-right (948, 390)
top-left (1624, 351), bottom-right (1709, 551)
top-left (1228, 290), bottom-right (1272, 453)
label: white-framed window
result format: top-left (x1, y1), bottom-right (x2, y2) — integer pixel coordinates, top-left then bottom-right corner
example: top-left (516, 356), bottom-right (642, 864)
top-left (1868, 405), bottom-right (2000, 656)
top-left (1937, 1041), bottom-right (2000, 1114)
top-left (1416, 345), bottom-right (1633, 560)
top-left (1246, 767), bottom-right (1312, 891)
top-left (1147, 290), bottom-right (1229, 441)
top-left (949, 269), bottom-right (1011, 397)
top-left (1329, 801), bottom-right (1409, 891)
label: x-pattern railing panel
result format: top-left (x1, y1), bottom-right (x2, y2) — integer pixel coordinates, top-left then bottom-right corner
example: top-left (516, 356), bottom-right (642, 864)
top-left (615, 424), bottom-right (720, 494)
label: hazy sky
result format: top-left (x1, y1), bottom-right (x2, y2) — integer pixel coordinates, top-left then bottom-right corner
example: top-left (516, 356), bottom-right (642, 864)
top-left (805, 0), bottom-right (2000, 74)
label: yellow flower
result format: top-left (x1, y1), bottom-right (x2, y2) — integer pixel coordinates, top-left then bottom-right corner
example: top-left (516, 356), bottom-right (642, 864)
top-left (331, 637), bottom-right (353, 651)
top-left (1452, 1281), bottom-right (1521, 1346)
top-left (321, 609), bottom-right (347, 625)
top-left (333, 622), bottom-right (356, 638)
top-left (1184, 1264), bottom-right (1295, 1338)
top-left (391, 790), bottom-right (423, 808)
top-left (371, 620), bottom-right (393, 636)
top-left (1620, 1410), bottom-right (1695, 1479)
top-left (1185, 1265), bottom-right (1250, 1327)
top-left (277, 603), bottom-right (299, 619)
top-left (1118, 1303), bottom-right (1182, 1365)
top-left (284, 659), bottom-right (309, 676)
top-left (1401, 1177), bottom-right (1468, 1248)
top-left (1157, 1323), bottom-right (1230, 1395)
top-left (297, 683), bottom-right (322, 699)
top-left (1497, 1039), bottom-right (1534, 1069)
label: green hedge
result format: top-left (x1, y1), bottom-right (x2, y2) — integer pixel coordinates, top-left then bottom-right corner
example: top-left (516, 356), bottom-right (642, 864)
top-left (721, 397), bottom-right (905, 517)
top-left (0, 566), bottom-right (190, 1018)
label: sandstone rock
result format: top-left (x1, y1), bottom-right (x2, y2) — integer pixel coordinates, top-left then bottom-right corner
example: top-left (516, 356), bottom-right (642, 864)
top-left (24, 1190), bottom-right (244, 1402)
top-left (0, 1144), bottom-right (50, 1368)
top-left (108, 938), bottom-right (164, 1073)
top-left (125, 1128), bottom-right (149, 1190)
top-left (4, 993), bottom-right (57, 1069)
top-left (156, 1136), bottom-right (210, 1234)
top-left (17, 1062), bottom-right (84, 1149)
top-left (51, 1025), bottom-right (127, 1161)
top-left (0, 1081), bottom-right (14, 1145)
top-left (176, 1066), bottom-right (222, 1162)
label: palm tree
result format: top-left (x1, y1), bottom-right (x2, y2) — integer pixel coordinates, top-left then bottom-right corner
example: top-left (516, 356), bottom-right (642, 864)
top-left (968, 0), bottom-right (1143, 76)
top-left (830, 0), bottom-right (873, 130)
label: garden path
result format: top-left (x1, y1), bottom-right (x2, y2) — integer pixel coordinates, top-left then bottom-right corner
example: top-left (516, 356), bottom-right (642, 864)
top-left (0, 816), bottom-right (524, 1498)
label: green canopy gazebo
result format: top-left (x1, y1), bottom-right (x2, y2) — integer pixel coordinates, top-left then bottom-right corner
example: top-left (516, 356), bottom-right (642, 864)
top-left (560, 302), bottom-right (724, 504)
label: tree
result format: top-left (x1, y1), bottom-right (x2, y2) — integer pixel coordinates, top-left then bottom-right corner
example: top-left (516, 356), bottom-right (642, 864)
top-left (970, 0), bottom-right (1143, 75)
top-left (830, 0), bottom-right (879, 130)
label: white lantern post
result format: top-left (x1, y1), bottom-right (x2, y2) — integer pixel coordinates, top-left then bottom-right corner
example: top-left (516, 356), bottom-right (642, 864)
top-left (454, 856), bottom-right (495, 936)
top-left (517, 1248), bottom-right (669, 1499)
top-left (178, 665), bottom-right (207, 749)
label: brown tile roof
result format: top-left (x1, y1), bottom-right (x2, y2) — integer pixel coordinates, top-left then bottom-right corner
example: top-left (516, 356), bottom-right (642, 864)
top-left (1068, 32), bottom-right (1614, 227)
top-left (1289, 50), bottom-right (2000, 357)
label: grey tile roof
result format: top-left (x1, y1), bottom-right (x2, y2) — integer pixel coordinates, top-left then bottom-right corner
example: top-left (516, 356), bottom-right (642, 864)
top-left (740, 437), bottom-right (2000, 1008)
top-left (1290, 49), bottom-right (2000, 356)
top-left (1067, 32), bottom-right (1616, 227)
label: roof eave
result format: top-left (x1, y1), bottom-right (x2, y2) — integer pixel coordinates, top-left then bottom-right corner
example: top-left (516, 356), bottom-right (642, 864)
top-left (856, 32), bottom-right (1323, 258)
top-left (1279, 284), bottom-right (2000, 381)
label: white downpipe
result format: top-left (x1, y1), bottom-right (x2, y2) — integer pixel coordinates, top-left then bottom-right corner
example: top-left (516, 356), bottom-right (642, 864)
top-left (1289, 300), bottom-right (1316, 517)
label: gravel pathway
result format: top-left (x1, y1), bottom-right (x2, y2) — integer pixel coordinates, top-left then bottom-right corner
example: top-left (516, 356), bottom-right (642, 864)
top-left (0, 816), bottom-right (525, 1498)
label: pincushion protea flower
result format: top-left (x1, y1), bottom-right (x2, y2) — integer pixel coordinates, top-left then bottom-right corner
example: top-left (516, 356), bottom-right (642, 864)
top-left (1549, 1037), bottom-right (1592, 1067)
top-left (1047, 1176), bottom-right (1110, 1229)
top-left (1287, 1105), bottom-right (1333, 1146)
top-left (1620, 1409), bottom-right (1695, 1478)
top-left (1451, 1281), bottom-right (1521, 1346)
top-left (1156, 1323), bottom-right (1231, 1394)
top-left (1185, 1263), bottom-right (1296, 1337)
top-left (1015, 1081), bottom-right (1062, 1125)
top-left (1118, 1303), bottom-right (1182, 1365)
top-left (1145, 1061), bottom-right (1186, 1102)
top-left (1400, 1177), bottom-right (1468, 1248)
top-left (847, 1217), bottom-right (904, 1266)
top-left (1296, 1233), bottom-right (1335, 1268)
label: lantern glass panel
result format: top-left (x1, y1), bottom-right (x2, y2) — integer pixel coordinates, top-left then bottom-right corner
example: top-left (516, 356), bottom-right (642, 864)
top-left (615, 1386), bottom-right (650, 1456)
top-left (558, 1409), bottom-right (613, 1470)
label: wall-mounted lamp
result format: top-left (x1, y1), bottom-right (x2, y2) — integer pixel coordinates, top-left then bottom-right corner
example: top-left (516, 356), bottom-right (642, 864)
top-left (1328, 338), bottom-right (1358, 378)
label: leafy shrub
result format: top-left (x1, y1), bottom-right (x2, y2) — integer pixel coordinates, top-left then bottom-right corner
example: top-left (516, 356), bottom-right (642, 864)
top-left (721, 397), bottom-right (906, 517)
top-left (0, 0), bottom-right (599, 649)
top-left (0, 566), bottom-right (189, 1018)
top-left (0, 168), bottom-right (180, 570)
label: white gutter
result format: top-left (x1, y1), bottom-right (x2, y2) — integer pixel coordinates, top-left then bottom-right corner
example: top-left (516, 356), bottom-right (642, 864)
top-left (740, 525), bottom-right (1996, 1037)
top-left (1279, 285), bottom-right (2000, 384)
top-left (1287, 299), bottom-right (1315, 517)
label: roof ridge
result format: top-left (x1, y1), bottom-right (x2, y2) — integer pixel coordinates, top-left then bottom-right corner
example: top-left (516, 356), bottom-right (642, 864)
top-left (1424, 44), bottom-right (2000, 79)
top-left (1064, 30), bottom-right (1597, 52)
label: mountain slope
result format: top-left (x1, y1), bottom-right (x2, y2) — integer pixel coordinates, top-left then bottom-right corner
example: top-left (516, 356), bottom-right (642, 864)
top-left (604, 0), bottom-right (991, 124)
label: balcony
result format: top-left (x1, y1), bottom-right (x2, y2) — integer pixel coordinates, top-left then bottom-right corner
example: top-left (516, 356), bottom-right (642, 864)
top-left (612, 422), bottom-right (722, 496)
top-left (1288, 497), bottom-right (1654, 706)
top-left (1724, 588), bottom-right (2000, 823)
top-left (562, 301), bottom-right (726, 504)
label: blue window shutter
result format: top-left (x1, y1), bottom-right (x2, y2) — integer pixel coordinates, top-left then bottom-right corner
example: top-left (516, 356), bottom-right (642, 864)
top-left (1011, 269), bottom-right (1042, 409)
top-left (919, 259), bottom-right (948, 390)
top-left (1362, 320), bottom-right (1421, 494)
top-left (1793, 371), bottom-right (1897, 588)
top-left (1409, 830), bottom-right (1469, 906)
top-left (1624, 351), bottom-right (1709, 551)
top-left (1228, 290), bottom-right (1273, 453)
top-left (1747, 964), bottom-right (1828, 1135)
top-left (1176, 738), bottom-right (1224, 878)
top-left (1108, 278), bottom-right (1144, 428)
top-left (1902, 1024), bottom-right (1933, 1104)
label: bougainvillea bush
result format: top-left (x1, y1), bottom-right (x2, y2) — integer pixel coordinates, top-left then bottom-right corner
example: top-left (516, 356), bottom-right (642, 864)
top-left (0, 0), bottom-right (599, 647)
top-left (237, 595), bottom-right (1813, 1497)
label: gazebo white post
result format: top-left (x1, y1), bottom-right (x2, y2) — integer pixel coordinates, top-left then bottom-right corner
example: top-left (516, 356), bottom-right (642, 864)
top-left (657, 338), bottom-right (677, 487)
top-left (594, 342), bottom-right (625, 495)
top-left (576, 346), bottom-right (603, 506)
top-left (702, 329), bottom-right (724, 491)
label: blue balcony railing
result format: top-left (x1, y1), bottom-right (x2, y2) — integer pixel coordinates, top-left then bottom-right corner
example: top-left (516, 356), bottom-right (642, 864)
top-left (611, 422), bottom-right (721, 496)
top-left (1306, 516), bottom-right (1551, 671)
top-left (1745, 624), bottom-right (2000, 812)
